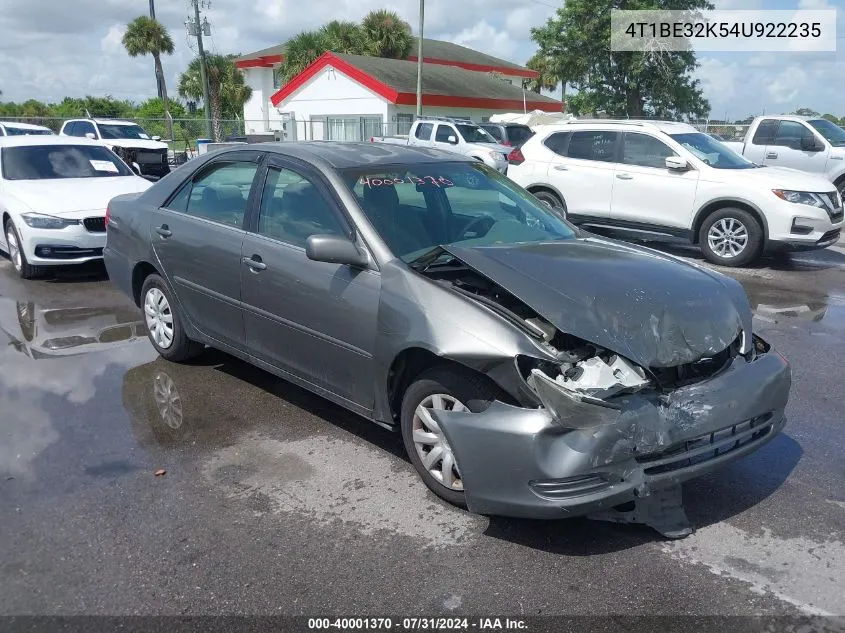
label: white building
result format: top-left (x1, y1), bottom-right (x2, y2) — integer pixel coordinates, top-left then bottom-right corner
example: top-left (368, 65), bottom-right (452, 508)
top-left (235, 38), bottom-right (561, 140)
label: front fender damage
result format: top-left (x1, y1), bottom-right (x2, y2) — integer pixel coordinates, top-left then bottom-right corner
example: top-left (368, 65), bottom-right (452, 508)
top-left (429, 351), bottom-right (791, 538)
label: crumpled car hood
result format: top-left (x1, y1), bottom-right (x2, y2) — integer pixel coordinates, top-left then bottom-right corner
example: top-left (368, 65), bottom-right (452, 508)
top-left (441, 238), bottom-right (753, 368)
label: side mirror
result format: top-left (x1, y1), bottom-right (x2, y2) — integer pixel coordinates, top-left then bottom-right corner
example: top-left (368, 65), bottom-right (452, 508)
top-left (85, 132), bottom-right (96, 140)
top-left (447, 135), bottom-right (458, 145)
top-left (131, 162), bottom-right (142, 175)
top-left (665, 156), bottom-right (690, 171)
top-left (801, 136), bottom-right (824, 152)
top-left (305, 234), bottom-right (369, 268)
top-left (152, 135), bottom-right (162, 142)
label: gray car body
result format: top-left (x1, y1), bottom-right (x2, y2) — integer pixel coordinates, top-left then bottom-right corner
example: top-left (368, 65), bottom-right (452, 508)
top-left (104, 142), bottom-right (790, 522)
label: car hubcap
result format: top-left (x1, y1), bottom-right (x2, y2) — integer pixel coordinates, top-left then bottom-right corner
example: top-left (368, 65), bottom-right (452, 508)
top-left (6, 227), bottom-right (21, 271)
top-left (144, 287), bottom-right (175, 349)
top-left (412, 393), bottom-right (466, 491)
top-left (707, 217), bottom-right (748, 258)
top-left (153, 371), bottom-right (182, 429)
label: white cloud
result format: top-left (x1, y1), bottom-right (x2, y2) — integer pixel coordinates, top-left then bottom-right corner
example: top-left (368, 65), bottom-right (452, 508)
top-left (101, 24), bottom-right (126, 55)
top-left (449, 20), bottom-right (518, 60)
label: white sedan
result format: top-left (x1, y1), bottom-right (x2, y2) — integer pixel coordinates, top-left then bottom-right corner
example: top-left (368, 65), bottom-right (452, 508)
top-left (0, 136), bottom-right (151, 278)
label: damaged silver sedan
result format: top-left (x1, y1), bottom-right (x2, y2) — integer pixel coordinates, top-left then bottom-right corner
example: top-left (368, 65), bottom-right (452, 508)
top-left (105, 143), bottom-right (791, 538)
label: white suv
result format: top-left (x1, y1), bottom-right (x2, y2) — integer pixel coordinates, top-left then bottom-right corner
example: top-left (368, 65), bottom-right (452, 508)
top-left (507, 120), bottom-right (843, 266)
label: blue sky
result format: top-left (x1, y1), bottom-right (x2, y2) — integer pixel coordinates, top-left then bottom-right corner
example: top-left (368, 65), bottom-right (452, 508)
top-left (0, 0), bottom-right (842, 120)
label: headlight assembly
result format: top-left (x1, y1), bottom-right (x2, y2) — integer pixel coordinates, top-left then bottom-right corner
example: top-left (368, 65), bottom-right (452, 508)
top-left (772, 190), bottom-right (827, 208)
top-left (20, 213), bottom-right (80, 229)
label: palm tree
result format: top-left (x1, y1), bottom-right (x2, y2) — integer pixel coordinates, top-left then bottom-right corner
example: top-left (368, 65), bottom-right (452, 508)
top-left (178, 54), bottom-right (252, 141)
top-left (122, 16), bottom-right (175, 140)
top-left (281, 31), bottom-right (330, 84)
top-left (361, 9), bottom-right (413, 58)
top-left (320, 21), bottom-right (365, 55)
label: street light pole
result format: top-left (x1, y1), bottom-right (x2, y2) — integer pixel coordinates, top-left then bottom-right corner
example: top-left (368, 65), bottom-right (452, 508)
top-left (191, 0), bottom-right (213, 139)
top-left (415, 0), bottom-right (424, 117)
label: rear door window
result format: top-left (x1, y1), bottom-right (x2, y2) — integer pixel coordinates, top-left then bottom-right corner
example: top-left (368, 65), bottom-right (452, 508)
top-left (414, 123), bottom-right (433, 141)
top-left (751, 119), bottom-right (779, 145)
top-left (566, 131), bottom-right (619, 162)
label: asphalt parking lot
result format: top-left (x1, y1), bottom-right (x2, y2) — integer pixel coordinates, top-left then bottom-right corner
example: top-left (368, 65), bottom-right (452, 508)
top-left (0, 244), bottom-right (843, 622)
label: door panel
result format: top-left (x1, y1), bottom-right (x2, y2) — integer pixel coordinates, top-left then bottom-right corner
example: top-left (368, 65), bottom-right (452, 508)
top-left (611, 132), bottom-right (699, 231)
top-left (548, 130), bottom-right (618, 218)
top-left (763, 120), bottom-right (828, 174)
top-left (241, 162), bottom-right (380, 409)
top-left (151, 155), bottom-right (261, 349)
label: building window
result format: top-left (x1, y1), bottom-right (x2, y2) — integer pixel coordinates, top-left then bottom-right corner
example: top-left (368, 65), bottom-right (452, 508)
top-left (396, 113), bottom-right (414, 135)
top-left (273, 68), bottom-right (282, 90)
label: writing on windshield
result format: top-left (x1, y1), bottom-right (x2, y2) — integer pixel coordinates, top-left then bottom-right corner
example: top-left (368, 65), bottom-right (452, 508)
top-left (360, 175), bottom-right (454, 188)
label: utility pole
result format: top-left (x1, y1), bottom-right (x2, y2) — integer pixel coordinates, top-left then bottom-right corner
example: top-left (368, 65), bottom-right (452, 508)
top-left (189, 0), bottom-right (213, 139)
top-left (415, 0), bottom-right (424, 117)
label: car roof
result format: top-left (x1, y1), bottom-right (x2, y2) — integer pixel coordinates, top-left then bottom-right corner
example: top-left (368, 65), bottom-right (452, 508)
top-left (0, 121), bottom-right (53, 131)
top-left (64, 118), bottom-right (139, 126)
top-left (532, 120), bottom-right (699, 135)
top-left (0, 135), bottom-right (103, 148)
top-left (244, 141), bottom-right (473, 169)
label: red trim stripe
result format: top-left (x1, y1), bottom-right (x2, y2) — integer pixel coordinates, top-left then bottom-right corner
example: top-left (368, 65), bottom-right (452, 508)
top-left (407, 56), bottom-right (538, 78)
top-left (235, 54), bottom-right (284, 69)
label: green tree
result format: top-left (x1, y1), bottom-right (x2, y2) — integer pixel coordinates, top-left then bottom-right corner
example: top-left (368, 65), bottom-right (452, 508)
top-left (122, 16), bottom-right (175, 140)
top-left (531, 0), bottom-right (711, 119)
top-left (821, 113), bottom-right (842, 125)
top-left (524, 53), bottom-right (560, 97)
top-left (179, 54), bottom-right (252, 141)
top-left (320, 20), bottom-right (365, 55)
top-left (793, 107), bottom-right (820, 117)
top-left (281, 31), bottom-right (331, 83)
top-left (361, 9), bottom-right (413, 58)
top-left (50, 96), bottom-right (136, 119)
top-left (279, 10), bottom-right (413, 84)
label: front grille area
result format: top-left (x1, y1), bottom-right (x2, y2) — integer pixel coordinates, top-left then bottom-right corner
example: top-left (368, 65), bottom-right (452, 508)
top-left (83, 216), bottom-right (106, 232)
top-left (529, 474), bottom-right (611, 500)
top-left (136, 150), bottom-right (166, 164)
top-left (649, 337), bottom-right (740, 389)
top-left (636, 414), bottom-right (774, 476)
top-left (34, 245), bottom-right (104, 259)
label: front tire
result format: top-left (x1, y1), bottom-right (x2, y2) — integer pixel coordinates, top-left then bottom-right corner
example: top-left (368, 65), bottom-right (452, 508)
top-left (140, 273), bottom-right (204, 362)
top-left (698, 208), bottom-right (763, 267)
top-left (4, 218), bottom-right (43, 279)
top-left (400, 366), bottom-right (502, 508)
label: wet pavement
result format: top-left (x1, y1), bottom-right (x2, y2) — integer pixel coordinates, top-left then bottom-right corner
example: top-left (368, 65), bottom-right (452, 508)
top-left (0, 247), bottom-right (843, 618)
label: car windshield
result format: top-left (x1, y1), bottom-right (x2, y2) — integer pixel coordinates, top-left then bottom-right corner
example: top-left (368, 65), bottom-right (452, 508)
top-left (456, 124), bottom-right (497, 144)
top-left (341, 161), bottom-right (575, 262)
top-left (669, 132), bottom-right (759, 169)
top-left (4, 127), bottom-right (53, 136)
top-left (1, 144), bottom-right (133, 180)
top-left (98, 123), bottom-right (151, 140)
top-left (808, 119), bottom-right (845, 147)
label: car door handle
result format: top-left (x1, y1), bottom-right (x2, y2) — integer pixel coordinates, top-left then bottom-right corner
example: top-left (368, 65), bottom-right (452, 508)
top-left (766, 151), bottom-right (778, 159)
top-left (242, 255), bottom-right (267, 272)
top-left (553, 165), bottom-right (569, 171)
top-left (615, 173), bottom-right (633, 180)
top-left (156, 224), bottom-right (172, 238)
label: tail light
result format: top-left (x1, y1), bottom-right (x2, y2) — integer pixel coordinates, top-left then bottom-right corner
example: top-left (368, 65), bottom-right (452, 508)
top-left (507, 148), bottom-right (525, 165)
top-left (105, 204), bottom-right (111, 228)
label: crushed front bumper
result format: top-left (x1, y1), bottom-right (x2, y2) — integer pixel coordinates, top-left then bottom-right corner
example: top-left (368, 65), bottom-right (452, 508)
top-left (431, 350), bottom-right (790, 521)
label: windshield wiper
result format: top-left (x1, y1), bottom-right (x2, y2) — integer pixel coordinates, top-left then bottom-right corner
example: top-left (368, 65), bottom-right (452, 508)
top-left (407, 246), bottom-right (446, 270)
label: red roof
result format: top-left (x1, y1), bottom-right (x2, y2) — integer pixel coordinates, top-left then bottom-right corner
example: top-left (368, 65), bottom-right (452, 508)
top-left (270, 52), bottom-right (559, 112)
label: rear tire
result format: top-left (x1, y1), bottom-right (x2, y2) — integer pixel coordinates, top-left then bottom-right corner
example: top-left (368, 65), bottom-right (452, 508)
top-left (140, 273), bottom-right (204, 362)
top-left (400, 366), bottom-right (503, 508)
top-left (531, 189), bottom-right (565, 211)
top-left (698, 207), bottom-right (763, 267)
top-left (4, 218), bottom-right (44, 280)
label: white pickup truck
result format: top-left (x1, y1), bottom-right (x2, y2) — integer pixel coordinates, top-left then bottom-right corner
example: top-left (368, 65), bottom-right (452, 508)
top-left (371, 117), bottom-right (511, 172)
top-left (723, 115), bottom-right (845, 198)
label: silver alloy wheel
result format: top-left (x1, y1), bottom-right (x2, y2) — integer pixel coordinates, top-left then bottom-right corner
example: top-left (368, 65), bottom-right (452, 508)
top-left (153, 371), bottom-right (183, 429)
top-left (412, 393), bottom-right (466, 491)
top-left (144, 287), bottom-right (175, 349)
top-left (707, 217), bottom-right (749, 258)
top-left (5, 225), bottom-right (21, 271)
